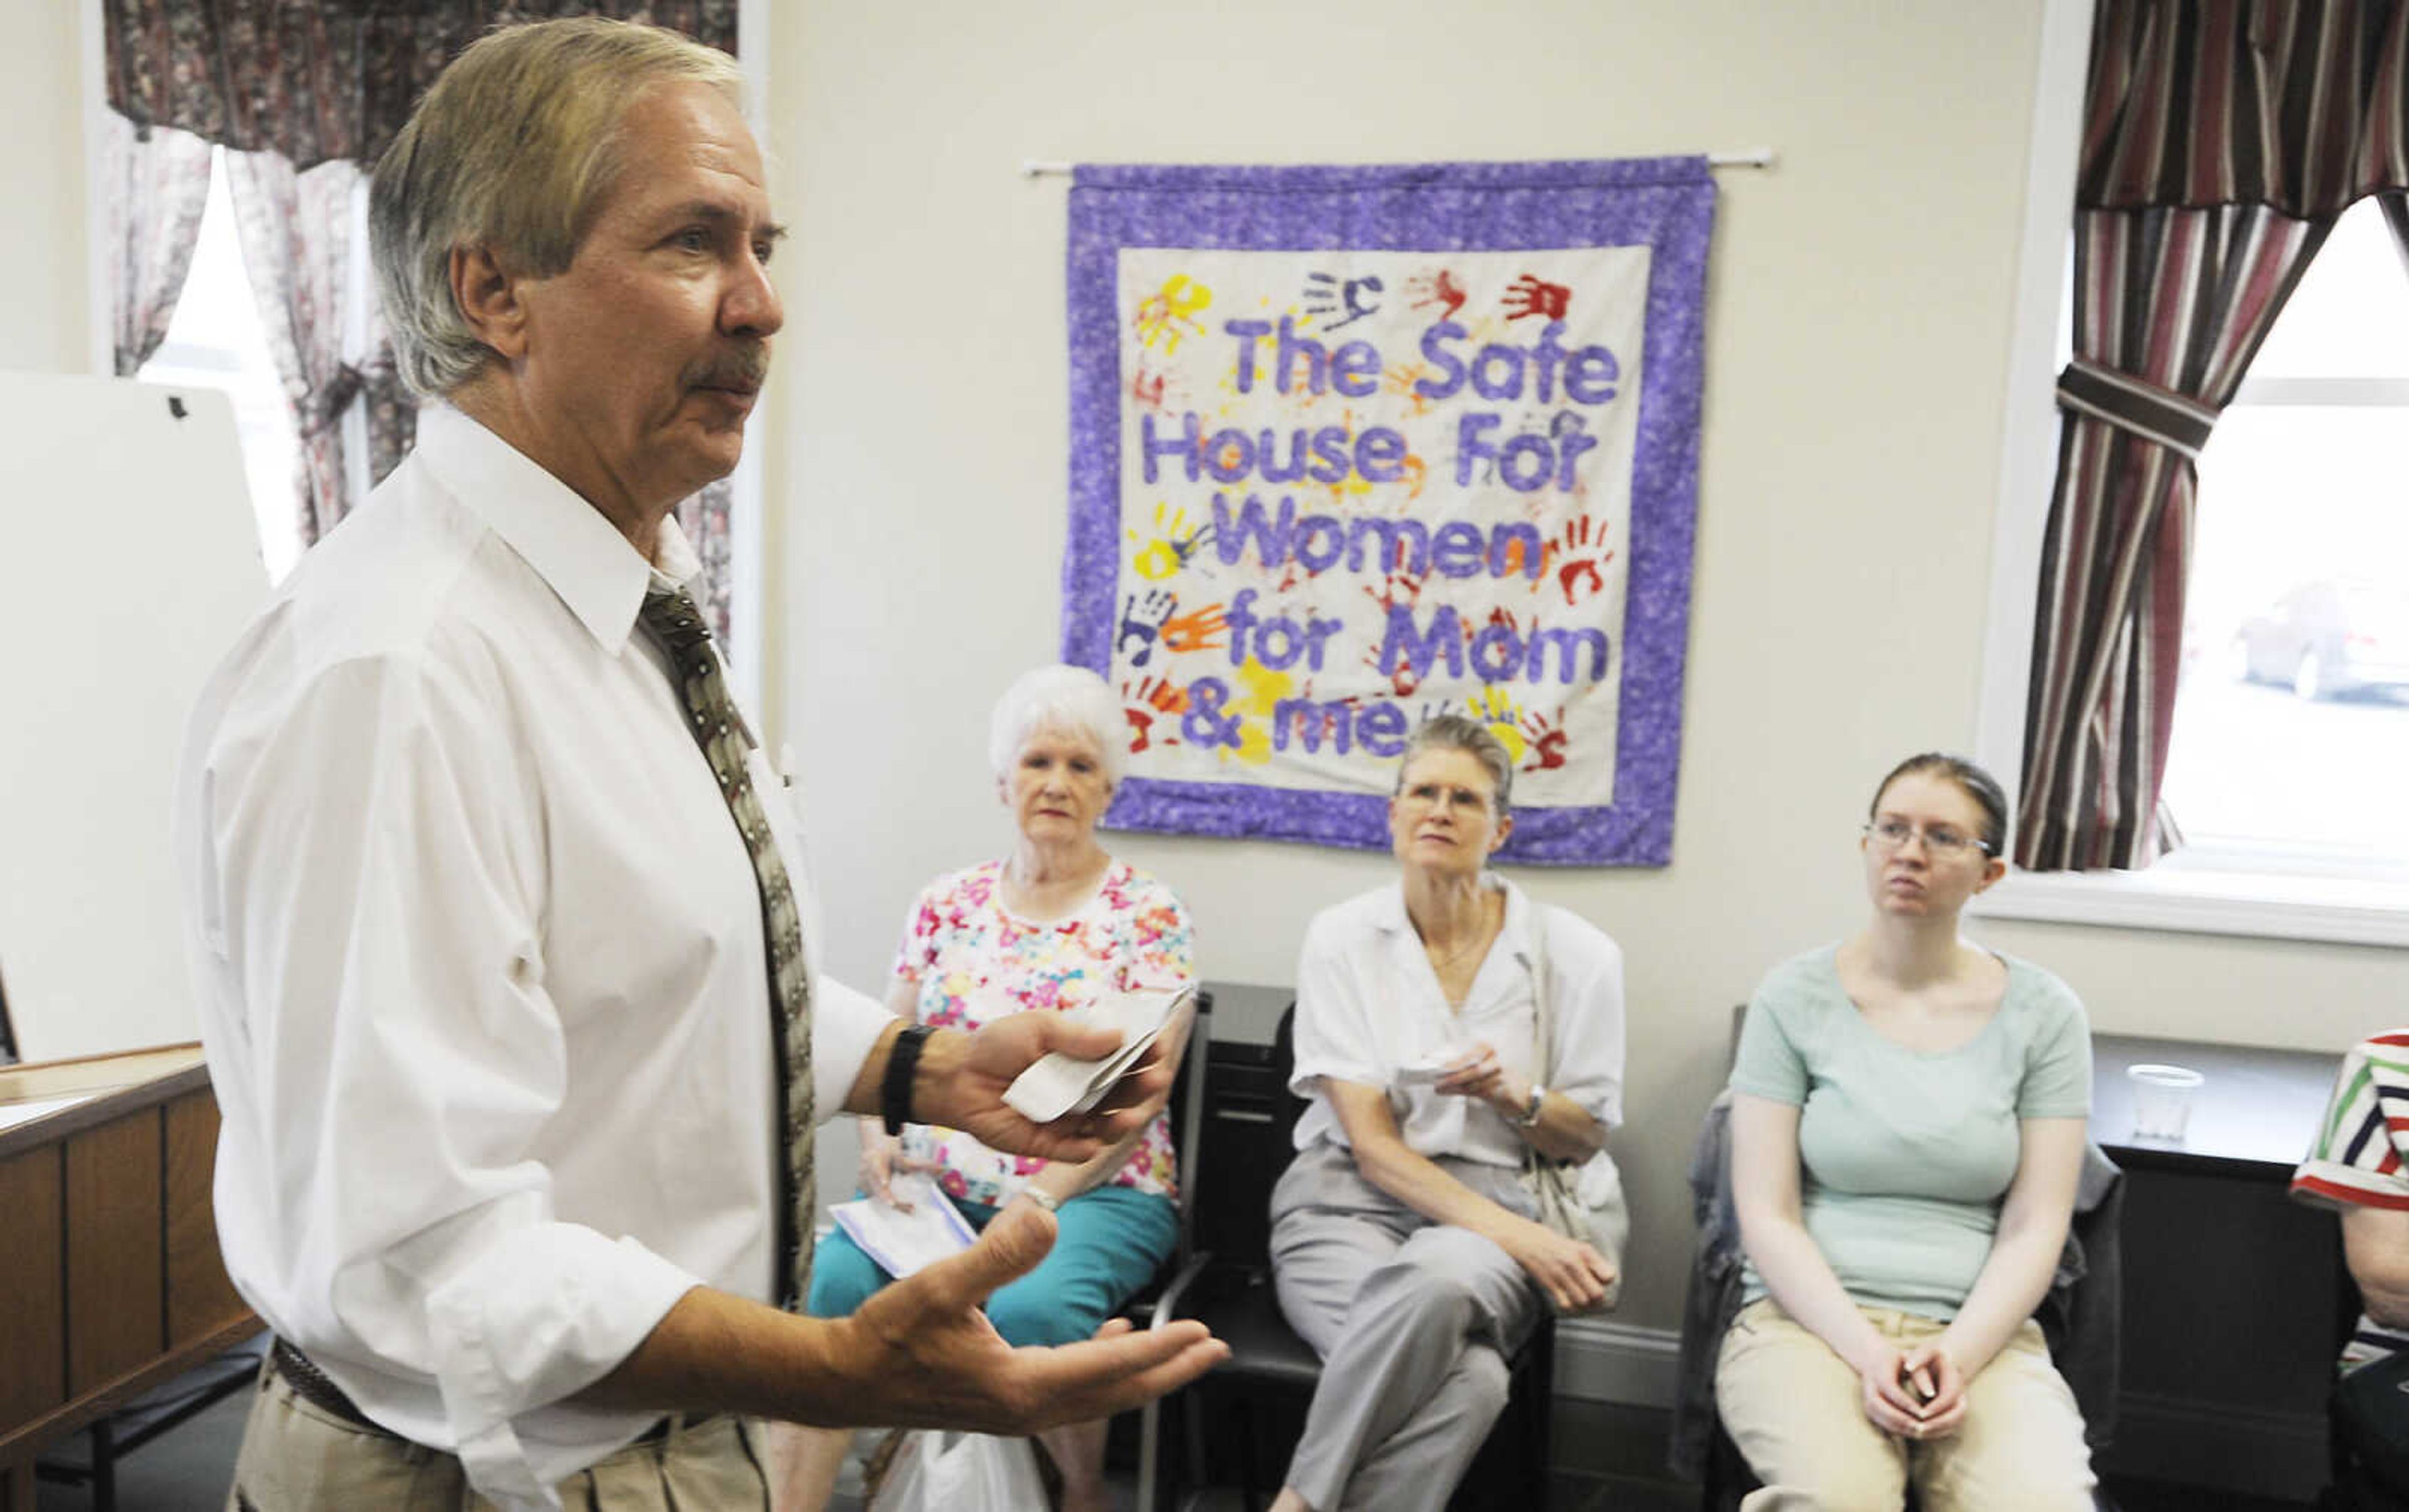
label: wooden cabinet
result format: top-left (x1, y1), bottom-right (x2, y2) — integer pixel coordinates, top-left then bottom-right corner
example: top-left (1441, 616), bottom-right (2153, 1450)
top-left (0, 1047), bottom-right (257, 1511)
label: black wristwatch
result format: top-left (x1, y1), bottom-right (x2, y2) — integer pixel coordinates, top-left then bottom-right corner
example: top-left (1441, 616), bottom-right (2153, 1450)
top-left (882, 1024), bottom-right (935, 1136)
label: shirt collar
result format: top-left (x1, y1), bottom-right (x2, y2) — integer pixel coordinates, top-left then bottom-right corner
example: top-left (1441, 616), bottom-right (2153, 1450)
top-left (1375, 875), bottom-right (1533, 963)
top-left (412, 403), bottom-right (705, 652)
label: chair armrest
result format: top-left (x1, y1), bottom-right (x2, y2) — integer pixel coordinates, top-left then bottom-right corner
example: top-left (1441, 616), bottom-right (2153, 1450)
top-left (1151, 1250), bottom-right (1216, 1328)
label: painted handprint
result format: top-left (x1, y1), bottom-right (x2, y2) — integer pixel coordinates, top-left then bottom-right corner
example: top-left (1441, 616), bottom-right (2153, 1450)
top-left (1503, 274), bottom-right (1571, 322)
top-left (1133, 274), bottom-right (1212, 353)
top-left (1407, 268), bottom-right (1468, 321)
top-left (1161, 601), bottom-right (1230, 656)
top-left (1467, 685), bottom-right (1529, 764)
top-left (1126, 502), bottom-right (1215, 582)
top-left (1117, 589), bottom-right (1174, 667)
top-left (1303, 271), bottom-right (1384, 333)
top-left (1518, 708), bottom-right (1570, 771)
top-left (1552, 514), bottom-right (1617, 605)
top-left (1120, 674), bottom-right (1189, 753)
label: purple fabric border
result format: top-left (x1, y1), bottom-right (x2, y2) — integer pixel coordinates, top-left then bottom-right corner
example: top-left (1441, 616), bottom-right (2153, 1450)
top-left (1062, 159), bottom-right (1714, 866)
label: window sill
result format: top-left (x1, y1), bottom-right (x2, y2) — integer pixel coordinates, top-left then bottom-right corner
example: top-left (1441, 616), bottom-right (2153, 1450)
top-left (1970, 862), bottom-right (2409, 949)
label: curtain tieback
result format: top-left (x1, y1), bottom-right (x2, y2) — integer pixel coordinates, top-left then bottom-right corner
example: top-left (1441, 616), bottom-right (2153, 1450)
top-left (2054, 358), bottom-right (2219, 460)
top-left (302, 362), bottom-right (368, 436)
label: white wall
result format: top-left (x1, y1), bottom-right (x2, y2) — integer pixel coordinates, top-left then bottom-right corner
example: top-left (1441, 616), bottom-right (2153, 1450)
top-left (0, 1), bottom-right (93, 374)
top-left (765, 0), bottom-right (2409, 1348)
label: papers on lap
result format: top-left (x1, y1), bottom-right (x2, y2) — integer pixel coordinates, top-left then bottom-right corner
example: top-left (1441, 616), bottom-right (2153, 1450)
top-left (1001, 984), bottom-right (1193, 1124)
top-left (832, 1174), bottom-right (978, 1279)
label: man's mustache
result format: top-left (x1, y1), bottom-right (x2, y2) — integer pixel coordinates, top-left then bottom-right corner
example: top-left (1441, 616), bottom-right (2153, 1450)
top-left (684, 345), bottom-right (770, 392)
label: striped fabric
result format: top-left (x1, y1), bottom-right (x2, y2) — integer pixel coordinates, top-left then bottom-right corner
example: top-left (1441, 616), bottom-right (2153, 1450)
top-left (2295, 1030), bottom-right (2409, 1212)
top-left (2016, 0), bottom-right (2409, 871)
top-left (2292, 1031), bottom-right (2409, 1371)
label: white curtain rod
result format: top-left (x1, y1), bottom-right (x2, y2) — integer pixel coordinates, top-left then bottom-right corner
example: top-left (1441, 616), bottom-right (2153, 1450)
top-left (1018, 147), bottom-right (1776, 178)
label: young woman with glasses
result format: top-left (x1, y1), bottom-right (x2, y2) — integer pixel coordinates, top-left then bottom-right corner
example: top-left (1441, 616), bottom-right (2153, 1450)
top-left (1716, 753), bottom-right (2098, 1509)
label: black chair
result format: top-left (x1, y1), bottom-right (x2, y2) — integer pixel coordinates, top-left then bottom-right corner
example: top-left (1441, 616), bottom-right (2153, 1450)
top-left (1155, 1003), bottom-right (1555, 1512)
top-left (35, 1334), bottom-right (267, 1511)
top-left (2319, 1260), bottom-right (2409, 1509)
top-left (1126, 986), bottom-right (1213, 1512)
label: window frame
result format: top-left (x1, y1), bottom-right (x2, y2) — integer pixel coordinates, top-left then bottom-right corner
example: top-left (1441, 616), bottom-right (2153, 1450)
top-left (1970, 0), bottom-right (2409, 949)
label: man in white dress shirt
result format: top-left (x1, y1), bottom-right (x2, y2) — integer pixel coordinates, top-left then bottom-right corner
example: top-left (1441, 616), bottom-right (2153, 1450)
top-left (174, 19), bottom-right (1220, 1510)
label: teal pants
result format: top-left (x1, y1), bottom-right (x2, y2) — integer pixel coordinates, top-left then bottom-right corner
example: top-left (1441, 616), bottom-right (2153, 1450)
top-left (806, 1184), bottom-right (1176, 1347)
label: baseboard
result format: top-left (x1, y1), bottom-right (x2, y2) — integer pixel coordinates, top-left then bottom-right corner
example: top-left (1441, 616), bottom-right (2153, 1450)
top-left (2102, 1390), bottom-right (2329, 1501)
top-left (1553, 1318), bottom-right (1681, 1409)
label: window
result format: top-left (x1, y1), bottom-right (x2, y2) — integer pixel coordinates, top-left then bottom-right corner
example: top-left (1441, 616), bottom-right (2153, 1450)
top-left (1974, 0), bottom-right (2409, 946)
top-left (135, 151), bottom-right (306, 582)
top-left (2028, 216), bottom-right (2409, 871)
top-left (2159, 200), bottom-right (2409, 868)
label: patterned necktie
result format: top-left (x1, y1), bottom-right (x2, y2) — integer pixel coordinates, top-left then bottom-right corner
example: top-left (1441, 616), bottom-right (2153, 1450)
top-left (638, 587), bottom-right (814, 1308)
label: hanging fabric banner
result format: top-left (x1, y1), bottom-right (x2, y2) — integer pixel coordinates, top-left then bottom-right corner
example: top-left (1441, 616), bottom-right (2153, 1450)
top-left (1063, 159), bottom-right (1713, 865)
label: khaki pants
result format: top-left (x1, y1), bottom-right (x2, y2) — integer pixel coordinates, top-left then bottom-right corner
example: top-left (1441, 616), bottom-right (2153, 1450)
top-left (225, 1364), bottom-right (770, 1511)
top-left (1713, 1299), bottom-right (2094, 1512)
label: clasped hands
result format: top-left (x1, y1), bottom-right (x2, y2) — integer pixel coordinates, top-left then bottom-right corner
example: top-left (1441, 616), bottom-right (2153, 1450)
top-left (1853, 1339), bottom-right (1968, 1442)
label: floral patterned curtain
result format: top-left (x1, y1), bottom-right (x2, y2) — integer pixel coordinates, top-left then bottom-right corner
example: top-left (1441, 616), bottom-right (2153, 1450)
top-left (106, 110), bottom-right (214, 377)
top-left (103, 1), bottom-right (743, 636)
top-left (222, 150), bottom-right (373, 547)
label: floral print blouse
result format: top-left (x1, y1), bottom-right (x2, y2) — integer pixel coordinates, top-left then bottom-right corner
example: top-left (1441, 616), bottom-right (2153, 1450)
top-left (893, 859), bottom-right (1194, 1207)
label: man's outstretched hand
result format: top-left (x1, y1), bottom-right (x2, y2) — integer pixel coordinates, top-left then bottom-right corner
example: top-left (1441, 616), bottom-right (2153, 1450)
top-left (829, 1198), bottom-right (1225, 1430)
top-left (913, 1011), bottom-right (1181, 1163)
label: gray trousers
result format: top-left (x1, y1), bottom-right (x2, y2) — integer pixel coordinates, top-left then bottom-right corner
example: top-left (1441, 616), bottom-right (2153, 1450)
top-left (1268, 1141), bottom-right (1545, 1512)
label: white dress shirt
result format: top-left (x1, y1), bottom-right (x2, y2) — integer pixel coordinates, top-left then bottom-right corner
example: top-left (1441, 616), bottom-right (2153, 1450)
top-left (1288, 877), bottom-right (1625, 1165)
top-left (174, 404), bottom-right (894, 1508)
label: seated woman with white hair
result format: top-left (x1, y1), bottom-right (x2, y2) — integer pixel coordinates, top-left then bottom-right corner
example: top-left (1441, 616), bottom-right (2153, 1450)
top-left (774, 665), bottom-right (1194, 1512)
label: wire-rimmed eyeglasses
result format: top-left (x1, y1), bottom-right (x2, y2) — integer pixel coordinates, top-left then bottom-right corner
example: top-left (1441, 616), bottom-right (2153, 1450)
top-left (1861, 818), bottom-right (1993, 857)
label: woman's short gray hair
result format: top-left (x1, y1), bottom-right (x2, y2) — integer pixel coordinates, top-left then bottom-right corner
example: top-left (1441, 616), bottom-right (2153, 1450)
top-left (1396, 714), bottom-right (1516, 819)
top-left (369, 18), bottom-right (743, 397)
top-left (989, 666), bottom-right (1128, 787)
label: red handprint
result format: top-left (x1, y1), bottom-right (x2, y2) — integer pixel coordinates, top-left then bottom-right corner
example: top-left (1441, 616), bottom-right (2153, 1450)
top-left (1120, 675), bottom-right (1189, 753)
top-left (1504, 274), bottom-right (1571, 322)
top-left (1552, 514), bottom-right (1617, 605)
top-left (1407, 269), bottom-right (1468, 321)
top-left (1518, 709), bottom-right (1570, 771)
top-left (1129, 368), bottom-right (1167, 409)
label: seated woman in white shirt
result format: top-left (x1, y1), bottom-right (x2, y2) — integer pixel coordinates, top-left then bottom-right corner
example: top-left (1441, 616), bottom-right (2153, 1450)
top-left (1268, 715), bottom-right (1626, 1512)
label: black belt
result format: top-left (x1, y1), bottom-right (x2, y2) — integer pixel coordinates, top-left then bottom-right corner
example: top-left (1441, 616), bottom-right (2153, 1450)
top-left (269, 1339), bottom-right (679, 1445)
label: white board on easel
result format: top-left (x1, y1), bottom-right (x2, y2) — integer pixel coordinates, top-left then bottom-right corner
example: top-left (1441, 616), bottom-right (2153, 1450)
top-left (0, 373), bottom-right (267, 1062)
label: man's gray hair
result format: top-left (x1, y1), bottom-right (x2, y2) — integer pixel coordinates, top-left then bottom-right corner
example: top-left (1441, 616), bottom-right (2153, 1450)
top-left (370, 18), bottom-right (743, 396)
top-left (1396, 713), bottom-right (1516, 819)
top-left (989, 666), bottom-right (1129, 787)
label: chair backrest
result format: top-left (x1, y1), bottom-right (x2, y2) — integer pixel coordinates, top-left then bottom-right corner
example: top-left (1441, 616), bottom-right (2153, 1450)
top-left (1189, 1001), bottom-right (1306, 1275)
top-left (0, 961), bottom-right (16, 1067)
top-left (1166, 988), bottom-right (1213, 1262)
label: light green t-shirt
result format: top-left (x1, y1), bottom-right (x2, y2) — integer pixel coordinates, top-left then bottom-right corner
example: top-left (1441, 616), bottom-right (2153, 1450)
top-left (1729, 945), bottom-right (2092, 1321)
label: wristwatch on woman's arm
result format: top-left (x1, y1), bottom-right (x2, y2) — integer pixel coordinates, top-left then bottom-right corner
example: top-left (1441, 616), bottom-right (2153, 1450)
top-left (1518, 1083), bottom-right (1547, 1129)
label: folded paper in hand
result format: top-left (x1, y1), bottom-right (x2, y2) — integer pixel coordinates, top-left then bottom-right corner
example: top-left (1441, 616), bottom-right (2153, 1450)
top-left (1001, 985), bottom-right (1191, 1124)
top-left (831, 1174), bottom-right (977, 1279)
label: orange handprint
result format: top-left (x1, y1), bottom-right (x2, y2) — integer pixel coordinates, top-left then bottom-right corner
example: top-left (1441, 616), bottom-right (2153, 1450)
top-left (1161, 602), bottom-right (1229, 655)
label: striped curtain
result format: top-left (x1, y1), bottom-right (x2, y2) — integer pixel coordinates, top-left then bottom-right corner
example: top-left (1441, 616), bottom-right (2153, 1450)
top-left (2018, 0), bottom-right (2409, 871)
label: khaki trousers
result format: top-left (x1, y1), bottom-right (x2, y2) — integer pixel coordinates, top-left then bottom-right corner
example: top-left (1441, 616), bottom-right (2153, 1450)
top-left (1713, 1299), bottom-right (2095, 1512)
top-left (225, 1365), bottom-right (770, 1511)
